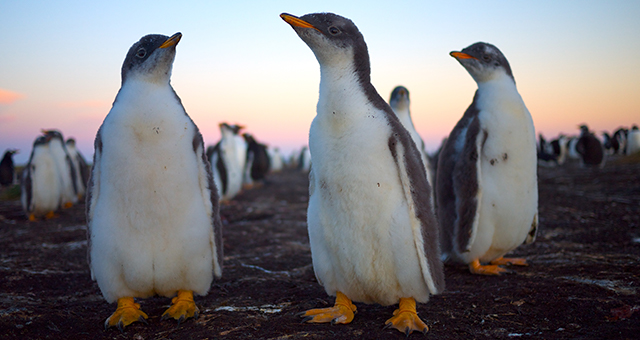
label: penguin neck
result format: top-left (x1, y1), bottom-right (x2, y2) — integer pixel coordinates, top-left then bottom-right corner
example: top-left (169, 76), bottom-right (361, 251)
top-left (476, 74), bottom-right (524, 110)
top-left (317, 61), bottom-right (376, 118)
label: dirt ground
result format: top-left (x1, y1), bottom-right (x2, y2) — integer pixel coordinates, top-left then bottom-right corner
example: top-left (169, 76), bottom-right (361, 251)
top-left (0, 157), bottom-right (639, 339)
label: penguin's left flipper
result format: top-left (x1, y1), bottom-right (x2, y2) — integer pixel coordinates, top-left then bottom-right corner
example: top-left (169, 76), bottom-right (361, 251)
top-left (469, 259), bottom-right (509, 275)
top-left (490, 257), bottom-right (528, 266)
top-left (105, 297), bottom-right (148, 331)
top-left (384, 298), bottom-right (428, 336)
top-left (300, 291), bottom-right (356, 324)
top-left (161, 290), bottom-right (199, 324)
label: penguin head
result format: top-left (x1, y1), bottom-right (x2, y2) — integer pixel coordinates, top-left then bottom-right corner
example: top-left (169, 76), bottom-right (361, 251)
top-left (121, 33), bottom-right (182, 85)
top-left (389, 86), bottom-right (410, 112)
top-left (41, 129), bottom-right (64, 141)
top-left (450, 42), bottom-right (514, 84)
top-left (66, 138), bottom-right (76, 147)
top-left (281, 12), bottom-right (368, 70)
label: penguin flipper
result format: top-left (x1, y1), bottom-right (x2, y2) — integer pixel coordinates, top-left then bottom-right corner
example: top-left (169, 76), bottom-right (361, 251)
top-left (161, 290), bottom-right (199, 324)
top-left (86, 128), bottom-right (103, 271)
top-left (192, 130), bottom-right (223, 278)
top-left (388, 130), bottom-right (445, 294)
top-left (384, 298), bottom-right (428, 335)
top-left (451, 115), bottom-right (485, 255)
top-left (299, 291), bottom-right (356, 325)
top-left (104, 297), bottom-right (148, 331)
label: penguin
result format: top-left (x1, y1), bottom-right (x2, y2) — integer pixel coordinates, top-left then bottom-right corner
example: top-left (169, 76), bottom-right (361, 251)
top-left (86, 32), bottom-right (223, 330)
top-left (436, 42), bottom-right (538, 275)
top-left (602, 132), bottom-right (619, 155)
top-left (613, 127), bottom-right (628, 154)
top-left (297, 146), bottom-right (311, 172)
top-left (626, 125), bottom-right (640, 155)
top-left (549, 135), bottom-right (569, 165)
top-left (0, 149), bottom-right (18, 187)
top-left (389, 86), bottom-right (436, 202)
top-left (65, 138), bottom-right (90, 199)
top-left (575, 124), bottom-right (605, 167)
top-left (267, 146), bottom-right (284, 173)
top-left (41, 130), bottom-right (78, 207)
top-left (21, 135), bottom-right (62, 220)
top-left (215, 123), bottom-right (246, 201)
top-left (242, 133), bottom-right (270, 188)
top-left (281, 12), bottom-right (444, 335)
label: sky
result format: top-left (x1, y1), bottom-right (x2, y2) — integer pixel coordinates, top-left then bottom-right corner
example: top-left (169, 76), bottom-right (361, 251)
top-left (1, 1), bottom-right (639, 165)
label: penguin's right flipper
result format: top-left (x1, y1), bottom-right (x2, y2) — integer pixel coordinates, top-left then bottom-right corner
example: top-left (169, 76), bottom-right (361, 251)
top-left (299, 291), bottom-right (356, 324)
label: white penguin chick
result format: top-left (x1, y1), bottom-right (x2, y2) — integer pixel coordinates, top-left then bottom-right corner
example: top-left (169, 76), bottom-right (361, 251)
top-left (42, 130), bottom-right (78, 207)
top-left (281, 12), bottom-right (444, 336)
top-left (65, 138), bottom-right (89, 199)
top-left (21, 135), bottom-right (62, 220)
top-left (217, 123), bottom-right (245, 201)
top-left (436, 42), bottom-right (538, 275)
top-left (389, 86), bottom-right (436, 206)
top-left (86, 32), bottom-right (223, 331)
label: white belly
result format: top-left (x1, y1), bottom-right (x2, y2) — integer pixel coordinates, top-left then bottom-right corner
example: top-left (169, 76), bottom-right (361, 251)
top-left (307, 115), bottom-right (429, 306)
top-left (89, 90), bottom-right (214, 302)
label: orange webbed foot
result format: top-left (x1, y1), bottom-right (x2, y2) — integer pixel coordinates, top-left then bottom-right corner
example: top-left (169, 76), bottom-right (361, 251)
top-left (105, 297), bottom-right (148, 332)
top-left (490, 257), bottom-right (528, 266)
top-left (384, 298), bottom-right (428, 336)
top-left (161, 290), bottom-right (199, 325)
top-left (469, 259), bottom-right (508, 275)
top-left (300, 291), bottom-right (356, 324)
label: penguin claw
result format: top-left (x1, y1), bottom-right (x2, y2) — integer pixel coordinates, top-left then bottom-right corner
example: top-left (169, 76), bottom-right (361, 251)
top-left (300, 316), bottom-right (314, 324)
top-left (117, 321), bottom-right (124, 333)
top-left (299, 292), bottom-right (356, 325)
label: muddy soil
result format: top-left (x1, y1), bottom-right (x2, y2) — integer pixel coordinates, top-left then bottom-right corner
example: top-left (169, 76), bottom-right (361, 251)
top-left (0, 158), bottom-right (639, 339)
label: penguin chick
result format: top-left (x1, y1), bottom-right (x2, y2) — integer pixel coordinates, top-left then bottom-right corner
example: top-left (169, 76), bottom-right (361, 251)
top-left (86, 32), bottom-right (223, 331)
top-left (437, 42), bottom-right (538, 275)
top-left (21, 135), bottom-right (61, 220)
top-left (281, 12), bottom-right (444, 336)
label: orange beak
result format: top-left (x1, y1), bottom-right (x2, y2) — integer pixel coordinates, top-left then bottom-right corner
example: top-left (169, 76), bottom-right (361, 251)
top-left (450, 51), bottom-right (477, 60)
top-left (159, 32), bottom-right (182, 49)
top-left (280, 13), bottom-right (321, 32)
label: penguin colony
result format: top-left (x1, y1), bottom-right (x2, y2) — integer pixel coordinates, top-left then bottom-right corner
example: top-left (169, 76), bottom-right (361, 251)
top-left (2, 10), bottom-right (638, 337)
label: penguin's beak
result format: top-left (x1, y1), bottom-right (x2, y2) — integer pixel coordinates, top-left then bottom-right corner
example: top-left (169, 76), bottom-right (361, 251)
top-left (159, 32), bottom-right (182, 49)
top-left (280, 13), bottom-right (321, 32)
top-left (450, 51), bottom-right (477, 60)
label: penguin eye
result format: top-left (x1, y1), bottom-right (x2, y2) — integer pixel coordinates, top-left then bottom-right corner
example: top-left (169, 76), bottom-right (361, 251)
top-left (136, 48), bottom-right (146, 58)
top-left (328, 26), bottom-right (340, 35)
top-left (482, 54), bottom-right (491, 62)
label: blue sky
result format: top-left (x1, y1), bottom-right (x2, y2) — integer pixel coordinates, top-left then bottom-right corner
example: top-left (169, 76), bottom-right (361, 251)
top-left (1, 1), bottom-right (639, 164)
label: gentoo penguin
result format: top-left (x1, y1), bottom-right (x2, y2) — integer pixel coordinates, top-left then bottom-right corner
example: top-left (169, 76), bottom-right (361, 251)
top-left (389, 86), bottom-right (436, 199)
top-left (242, 133), bottom-right (270, 188)
top-left (297, 146), bottom-right (311, 172)
top-left (86, 32), bottom-right (223, 330)
top-left (626, 125), bottom-right (640, 155)
top-left (21, 135), bottom-right (62, 220)
top-left (575, 124), bottom-right (605, 167)
top-left (41, 130), bottom-right (78, 207)
top-left (602, 132), bottom-right (618, 155)
top-left (281, 12), bottom-right (444, 335)
top-left (613, 127), bottom-right (628, 154)
top-left (267, 147), bottom-right (284, 172)
top-left (0, 149), bottom-right (18, 187)
top-left (550, 135), bottom-right (569, 165)
top-left (65, 138), bottom-right (90, 199)
top-left (215, 123), bottom-right (246, 201)
top-left (436, 42), bottom-right (538, 275)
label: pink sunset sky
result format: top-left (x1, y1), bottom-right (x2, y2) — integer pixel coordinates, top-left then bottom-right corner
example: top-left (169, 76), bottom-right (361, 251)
top-left (1, 1), bottom-right (638, 164)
